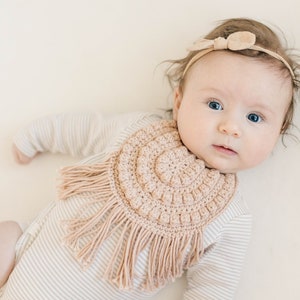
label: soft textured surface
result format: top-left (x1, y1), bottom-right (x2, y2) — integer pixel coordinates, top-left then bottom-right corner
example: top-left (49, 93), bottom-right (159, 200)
top-left (59, 119), bottom-right (237, 290)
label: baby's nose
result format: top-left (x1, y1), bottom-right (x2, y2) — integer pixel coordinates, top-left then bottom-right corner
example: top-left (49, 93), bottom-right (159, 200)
top-left (218, 119), bottom-right (241, 138)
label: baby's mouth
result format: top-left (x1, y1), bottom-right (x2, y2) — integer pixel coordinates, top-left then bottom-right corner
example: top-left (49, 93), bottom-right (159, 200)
top-left (212, 144), bottom-right (238, 156)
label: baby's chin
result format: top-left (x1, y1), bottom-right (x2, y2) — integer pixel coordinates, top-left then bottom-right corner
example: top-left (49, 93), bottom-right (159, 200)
top-left (203, 161), bottom-right (239, 174)
top-left (195, 154), bottom-right (240, 174)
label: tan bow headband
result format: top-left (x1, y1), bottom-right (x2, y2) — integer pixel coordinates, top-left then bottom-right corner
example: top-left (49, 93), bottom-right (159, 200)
top-left (182, 31), bottom-right (295, 79)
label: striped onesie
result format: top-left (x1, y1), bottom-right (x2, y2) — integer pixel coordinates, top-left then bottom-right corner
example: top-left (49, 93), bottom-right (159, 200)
top-left (0, 112), bottom-right (251, 300)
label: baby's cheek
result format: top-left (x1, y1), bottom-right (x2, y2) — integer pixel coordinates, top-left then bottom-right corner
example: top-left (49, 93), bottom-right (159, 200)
top-left (248, 145), bottom-right (274, 168)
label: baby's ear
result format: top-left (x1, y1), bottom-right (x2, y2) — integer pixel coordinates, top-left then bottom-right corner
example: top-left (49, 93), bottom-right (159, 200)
top-left (173, 87), bottom-right (183, 120)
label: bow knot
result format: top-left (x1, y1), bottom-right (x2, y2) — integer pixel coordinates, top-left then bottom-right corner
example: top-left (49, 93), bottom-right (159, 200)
top-left (189, 31), bottom-right (256, 52)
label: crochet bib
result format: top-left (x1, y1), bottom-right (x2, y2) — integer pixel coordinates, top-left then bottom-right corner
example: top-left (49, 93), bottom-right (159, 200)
top-left (59, 119), bottom-right (237, 290)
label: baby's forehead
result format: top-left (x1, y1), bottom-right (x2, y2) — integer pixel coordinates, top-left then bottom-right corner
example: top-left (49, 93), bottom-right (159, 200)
top-left (184, 51), bottom-right (292, 107)
top-left (186, 51), bottom-right (291, 85)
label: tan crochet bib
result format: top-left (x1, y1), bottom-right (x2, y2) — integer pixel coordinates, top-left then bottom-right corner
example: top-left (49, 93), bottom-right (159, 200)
top-left (59, 119), bottom-right (237, 290)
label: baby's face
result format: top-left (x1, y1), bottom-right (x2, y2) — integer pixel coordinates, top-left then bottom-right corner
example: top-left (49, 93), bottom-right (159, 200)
top-left (173, 51), bottom-right (292, 173)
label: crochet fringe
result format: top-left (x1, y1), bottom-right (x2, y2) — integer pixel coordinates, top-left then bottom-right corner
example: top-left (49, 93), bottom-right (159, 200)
top-left (59, 161), bottom-right (203, 291)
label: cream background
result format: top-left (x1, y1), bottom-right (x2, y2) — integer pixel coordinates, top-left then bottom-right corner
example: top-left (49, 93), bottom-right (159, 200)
top-left (0, 1), bottom-right (300, 299)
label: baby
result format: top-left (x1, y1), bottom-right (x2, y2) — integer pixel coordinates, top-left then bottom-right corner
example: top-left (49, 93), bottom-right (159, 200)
top-left (0, 18), bottom-right (298, 299)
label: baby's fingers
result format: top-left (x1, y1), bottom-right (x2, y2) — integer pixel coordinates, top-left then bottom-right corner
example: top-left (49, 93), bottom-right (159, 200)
top-left (12, 144), bottom-right (34, 164)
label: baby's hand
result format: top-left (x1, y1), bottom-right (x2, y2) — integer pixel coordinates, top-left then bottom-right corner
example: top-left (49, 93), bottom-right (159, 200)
top-left (12, 144), bottom-right (34, 164)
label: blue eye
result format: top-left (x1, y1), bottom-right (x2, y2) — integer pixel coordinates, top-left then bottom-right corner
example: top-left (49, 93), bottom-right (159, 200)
top-left (247, 113), bottom-right (262, 123)
top-left (208, 101), bottom-right (223, 110)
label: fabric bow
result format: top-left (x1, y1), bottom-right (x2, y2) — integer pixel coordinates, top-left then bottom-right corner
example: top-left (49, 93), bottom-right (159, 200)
top-left (188, 31), bottom-right (256, 51)
top-left (182, 31), bottom-right (294, 79)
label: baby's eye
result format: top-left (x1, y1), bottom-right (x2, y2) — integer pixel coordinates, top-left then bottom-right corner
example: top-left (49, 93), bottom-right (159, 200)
top-left (208, 101), bottom-right (223, 111)
top-left (247, 113), bottom-right (262, 123)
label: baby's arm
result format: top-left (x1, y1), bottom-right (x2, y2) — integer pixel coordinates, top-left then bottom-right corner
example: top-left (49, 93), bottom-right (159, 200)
top-left (183, 214), bottom-right (252, 300)
top-left (0, 221), bottom-right (22, 288)
top-left (12, 112), bottom-right (161, 163)
top-left (13, 113), bottom-right (112, 162)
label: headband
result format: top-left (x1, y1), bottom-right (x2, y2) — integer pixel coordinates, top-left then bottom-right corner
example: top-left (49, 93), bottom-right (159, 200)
top-left (182, 31), bottom-right (295, 79)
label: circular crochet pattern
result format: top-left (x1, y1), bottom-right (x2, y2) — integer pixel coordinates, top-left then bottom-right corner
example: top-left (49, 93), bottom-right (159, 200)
top-left (111, 120), bottom-right (237, 237)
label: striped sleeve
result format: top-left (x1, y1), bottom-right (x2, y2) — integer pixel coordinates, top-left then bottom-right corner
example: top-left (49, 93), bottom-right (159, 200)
top-left (13, 112), bottom-right (109, 158)
top-left (13, 112), bottom-right (161, 159)
top-left (183, 214), bottom-right (252, 300)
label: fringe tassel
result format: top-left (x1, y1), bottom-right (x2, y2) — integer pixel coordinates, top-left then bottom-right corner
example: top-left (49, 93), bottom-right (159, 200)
top-left (59, 160), bottom-right (204, 291)
top-left (106, 225), bottom-right (202, 290)
top-left (59, 161), bottom-right (112, 200)
top-left (185, 231), bottom-right (203, 266)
